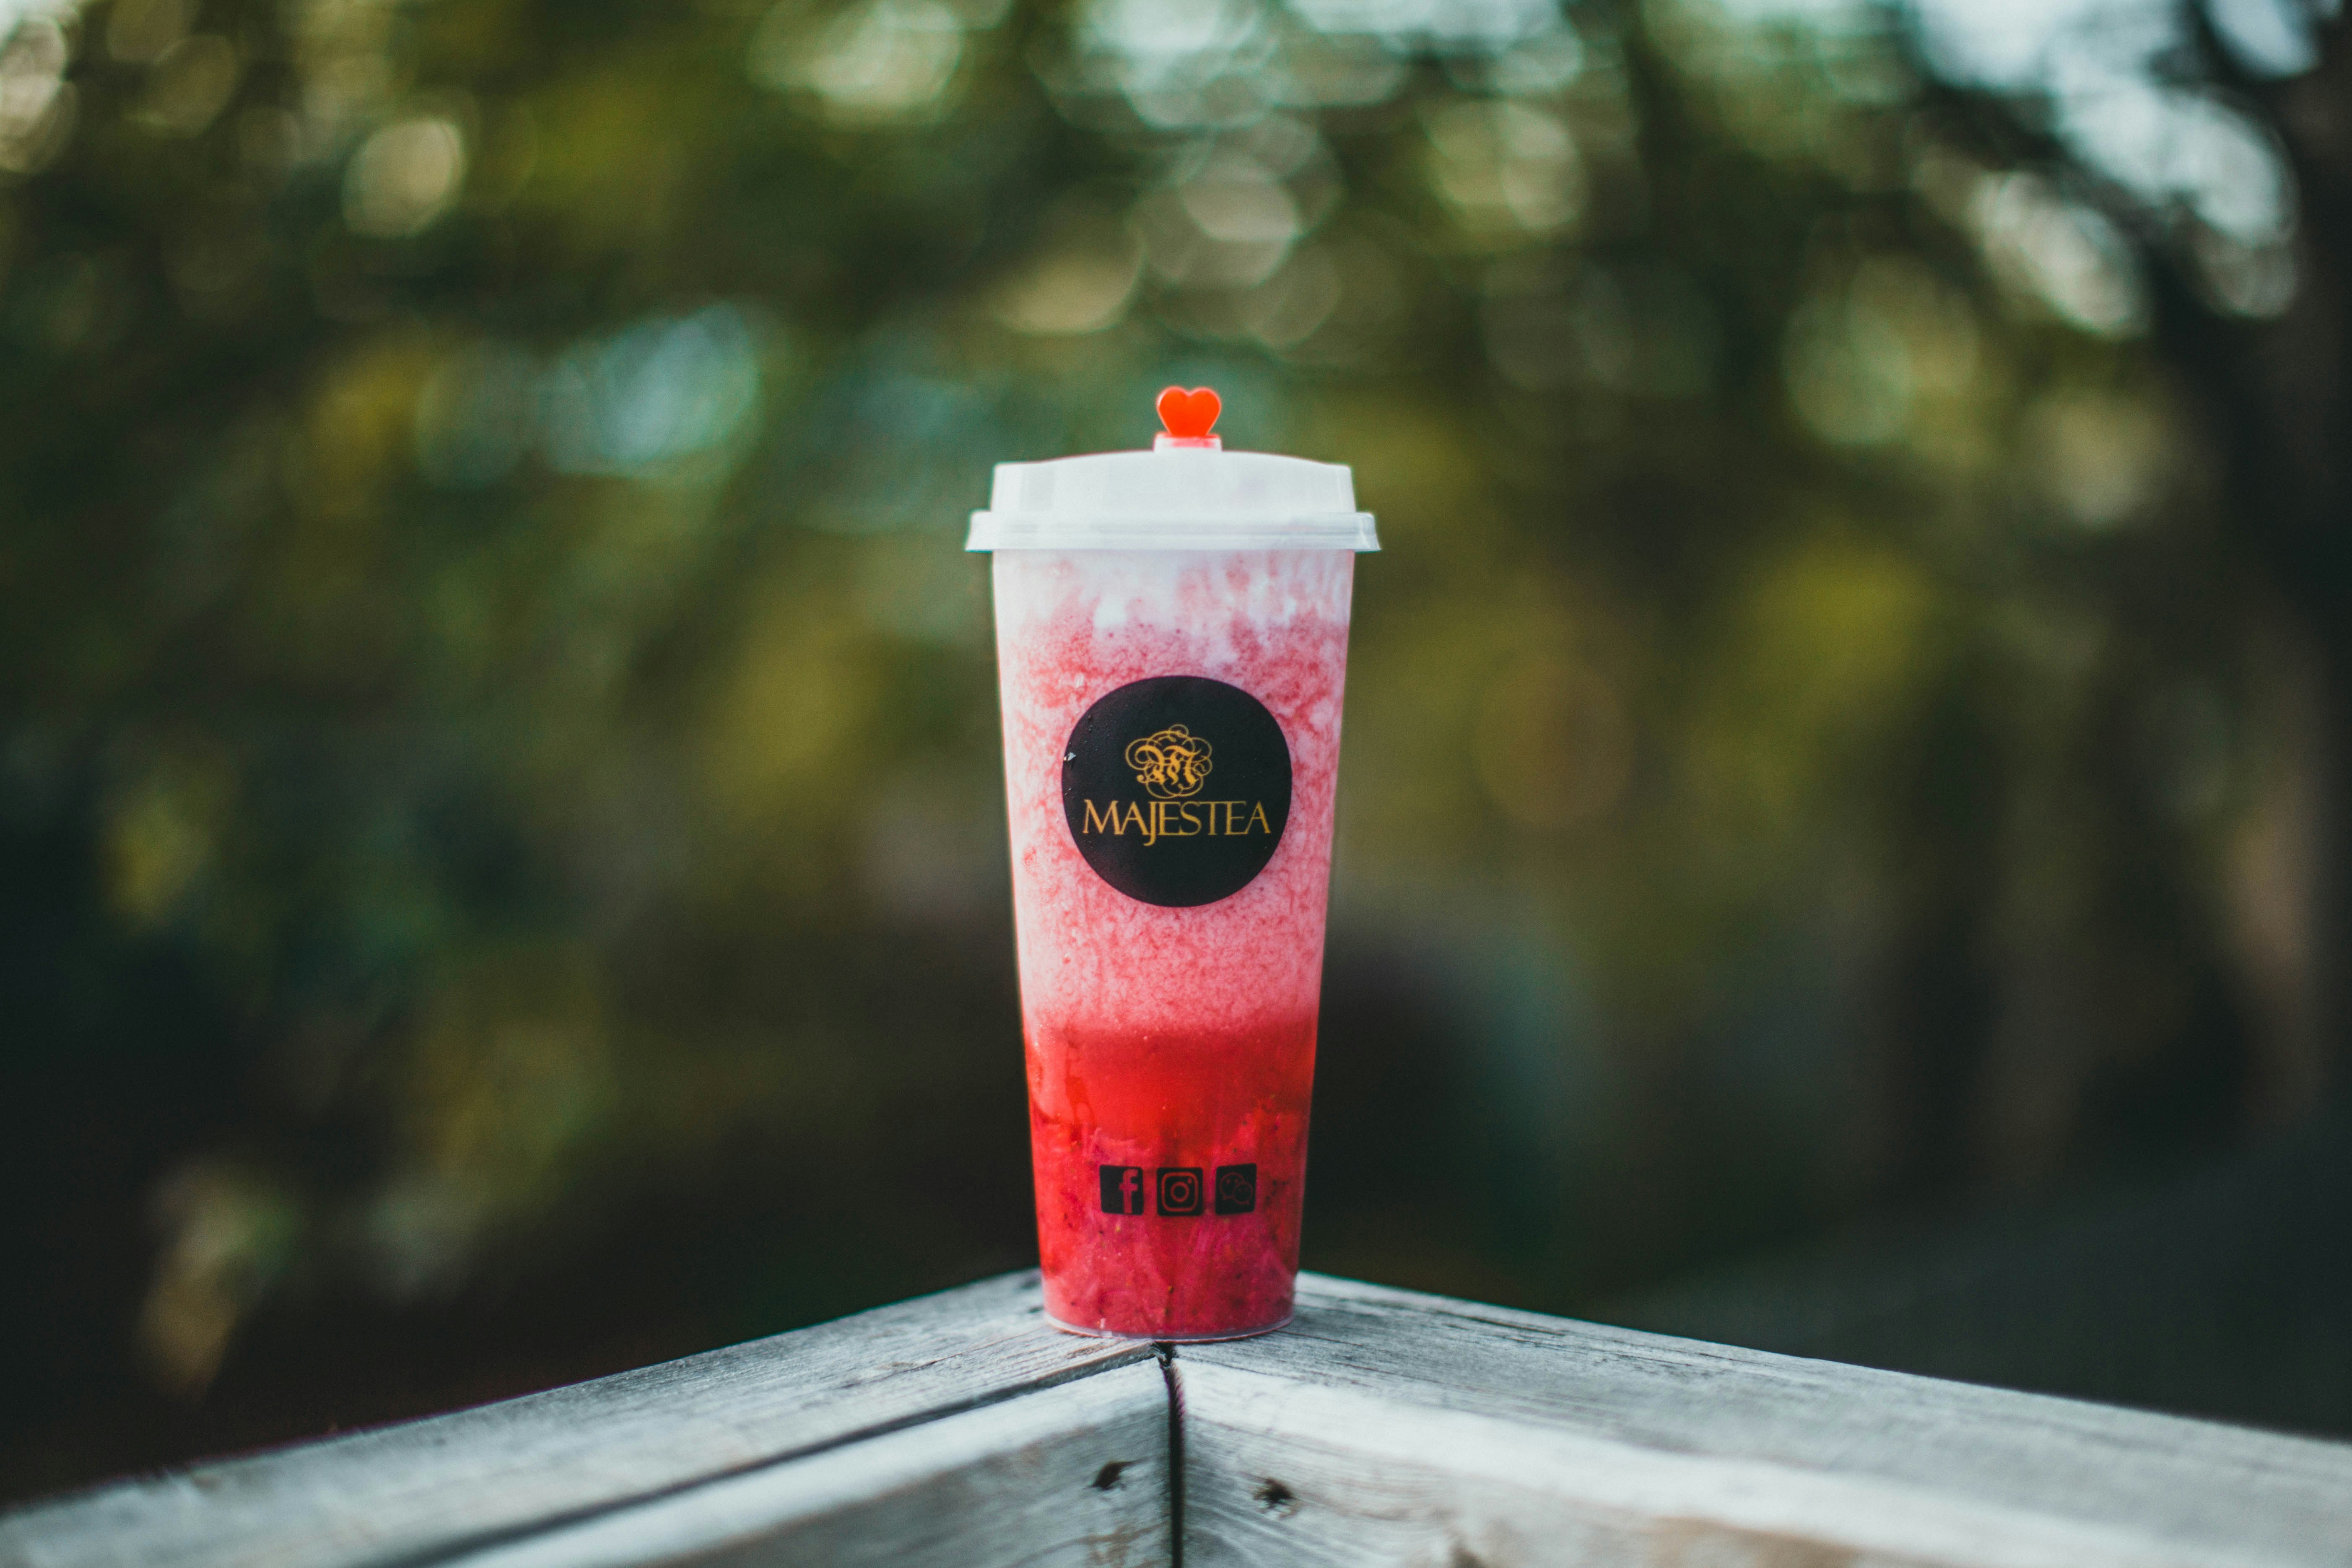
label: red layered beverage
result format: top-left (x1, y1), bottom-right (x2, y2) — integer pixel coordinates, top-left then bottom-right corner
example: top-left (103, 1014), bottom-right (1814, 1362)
top-left (968, 392), bottom-right (1376, 1339)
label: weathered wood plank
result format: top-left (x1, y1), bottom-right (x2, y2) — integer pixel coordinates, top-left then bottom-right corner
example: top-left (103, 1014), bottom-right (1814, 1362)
top-left (1179, 1274), bottom-right (2352, 1568)
top-left (0, 1272), bottom-right (1148, 1568)
top-left (18, 1266), bottom-right (2352, 1568)
top-left (443, 1359), bottom-right (1170, 1568)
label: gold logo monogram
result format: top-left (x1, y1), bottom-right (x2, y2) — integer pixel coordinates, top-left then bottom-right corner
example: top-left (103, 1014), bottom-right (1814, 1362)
top-left (1124, 725), bottom-right (1213, 800)
top-left (1064, 676), bottom-right (1288, 902)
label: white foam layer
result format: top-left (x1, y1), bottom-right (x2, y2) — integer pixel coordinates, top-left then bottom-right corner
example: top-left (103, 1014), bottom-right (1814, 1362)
top-left (967, 448), bottom-right (1379, 552)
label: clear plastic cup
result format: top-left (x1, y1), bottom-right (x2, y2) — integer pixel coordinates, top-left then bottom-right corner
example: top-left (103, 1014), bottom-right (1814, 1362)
top-left (968, 401), bottom-right (1377, 1339)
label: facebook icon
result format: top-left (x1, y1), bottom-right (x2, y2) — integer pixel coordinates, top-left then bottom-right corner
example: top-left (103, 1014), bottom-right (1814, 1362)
top-left (1100, 1165), bottom-right (1145, 1215)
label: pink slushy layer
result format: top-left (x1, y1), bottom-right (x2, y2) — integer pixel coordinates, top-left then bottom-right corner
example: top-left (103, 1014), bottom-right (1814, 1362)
top-left (992, 550), bottom-right (1354, 1338)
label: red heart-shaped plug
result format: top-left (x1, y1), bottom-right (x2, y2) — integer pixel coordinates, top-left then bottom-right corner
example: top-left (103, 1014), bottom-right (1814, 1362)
top-left (1156, 385), bottom-right (1221, 440)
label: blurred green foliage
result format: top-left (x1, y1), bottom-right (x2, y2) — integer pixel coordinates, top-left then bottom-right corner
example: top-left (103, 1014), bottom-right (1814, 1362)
top-left (1, 0), bottom-right (2336, 1495)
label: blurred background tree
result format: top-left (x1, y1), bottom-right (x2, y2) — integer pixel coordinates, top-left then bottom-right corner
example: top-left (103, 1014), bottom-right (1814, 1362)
top-left (4, 0), bottom-right (2347, 1502)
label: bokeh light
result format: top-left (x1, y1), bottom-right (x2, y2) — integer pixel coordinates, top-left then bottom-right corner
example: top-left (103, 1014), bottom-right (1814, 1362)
top-left (4, 0), bottom-right (2349, 1501)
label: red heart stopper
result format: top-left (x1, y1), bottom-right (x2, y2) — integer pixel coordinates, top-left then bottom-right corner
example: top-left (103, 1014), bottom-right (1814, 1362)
top-left (1156, 385), bottom-right (1221, 440)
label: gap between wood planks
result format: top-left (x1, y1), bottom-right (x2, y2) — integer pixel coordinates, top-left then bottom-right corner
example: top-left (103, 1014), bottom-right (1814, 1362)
top-left (396, 1341), bottom-right (1171, 1568)
top-left (16, 1272), bottom-right (2352, 1568)
top-left (1157, 1343), bottom-right (1185, 1568)
top-left (1142, 1275), bottom-right (2352, 1568)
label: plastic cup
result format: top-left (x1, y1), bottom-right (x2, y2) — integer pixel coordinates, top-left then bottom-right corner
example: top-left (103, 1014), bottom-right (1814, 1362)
top-left (967, 397), bottom-right (1377, 1339)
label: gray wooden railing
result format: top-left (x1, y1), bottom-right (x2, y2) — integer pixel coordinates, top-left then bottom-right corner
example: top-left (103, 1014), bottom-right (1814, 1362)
top-left (8, 1271), bottom-right (2352, 1567)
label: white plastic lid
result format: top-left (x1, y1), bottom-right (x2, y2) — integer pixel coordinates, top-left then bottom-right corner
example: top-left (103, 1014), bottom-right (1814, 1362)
top-left (966, 448), bottom-right (1379, 551)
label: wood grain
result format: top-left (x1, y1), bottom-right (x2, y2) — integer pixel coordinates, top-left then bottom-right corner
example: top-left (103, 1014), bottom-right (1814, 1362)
top-left (1179, 1274), bottom-right (2352, 1568)
top-left (0, 1272), bottom-right (1149, 1568)
top-left (444, 1359), bottom-right (1169, 1568)
top-left (15, 1267), bottom-right (2352, 1568)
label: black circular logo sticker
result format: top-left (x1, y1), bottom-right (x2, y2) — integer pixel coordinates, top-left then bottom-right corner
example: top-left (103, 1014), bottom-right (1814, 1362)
top-left (1062, 676), bottom-right (1292, 908)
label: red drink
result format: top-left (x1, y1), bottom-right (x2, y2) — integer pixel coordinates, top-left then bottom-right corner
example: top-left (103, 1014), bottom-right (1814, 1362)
top-left (970, 400), bottom-right (1376, 1339)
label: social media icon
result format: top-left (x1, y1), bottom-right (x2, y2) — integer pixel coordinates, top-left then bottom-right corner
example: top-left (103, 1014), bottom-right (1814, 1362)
top-left (1214, 1163), bottom-right (1256, 1215)
top-left (1156, 1167), bottom-right (1204, 1216)
top-left (1100, 1165), bottom-right (1145, 1215)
